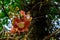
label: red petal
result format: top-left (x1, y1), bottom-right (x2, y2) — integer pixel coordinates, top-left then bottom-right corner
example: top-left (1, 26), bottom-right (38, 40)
top-left (20, 10), bottom-right (25, 15)
top-left (10, 28), bottom-right (16, 33)
top-left (25, 21), bottom-right (30, 27)
top-left (18, 28), bottom-right (24, 32)
top-left (13, 23), bottom-right (18, 28)
top-left (14, 18), bottom-right (20, 23)
top-left (24, 28), bottom-right (28, 32)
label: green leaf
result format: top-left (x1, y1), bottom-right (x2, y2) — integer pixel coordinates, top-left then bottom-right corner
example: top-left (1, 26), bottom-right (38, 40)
top-left (0, 24), bottom-right (3, 31)
top-left (4, 0), bottom-right (10, 5)
top-left (0, 11), bottom-right (6, 18)
top-left (50, 7), bottom-right (58, 15)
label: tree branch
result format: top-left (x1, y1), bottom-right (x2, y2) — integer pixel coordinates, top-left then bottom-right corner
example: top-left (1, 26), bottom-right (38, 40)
top-left (43, 28), bottom-right (60, 40)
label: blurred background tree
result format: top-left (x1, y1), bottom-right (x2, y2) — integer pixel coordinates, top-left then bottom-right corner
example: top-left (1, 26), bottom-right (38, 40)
top-left (0, 0), bottom-right (60, 40)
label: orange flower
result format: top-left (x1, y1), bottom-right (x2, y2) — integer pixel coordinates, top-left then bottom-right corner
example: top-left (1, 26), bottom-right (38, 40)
top-left (10, 10), bottom-right (32, 33)
top-left (12, 17), bottom-right (30, 33)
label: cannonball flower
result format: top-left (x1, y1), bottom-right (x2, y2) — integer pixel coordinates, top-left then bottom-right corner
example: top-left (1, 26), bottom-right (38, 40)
top-left (11, 10), bottom-right (32, 33)
top-left (12, 18), bottom-right (30, 33)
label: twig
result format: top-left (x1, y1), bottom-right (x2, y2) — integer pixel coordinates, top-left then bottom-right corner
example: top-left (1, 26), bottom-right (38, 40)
top-left (26, 27), bottom-right (33, 36)
top-left (43, 28), bottom-right (60, 40)
top-left (33, 16), bottom-right (44, 20)
top-left (22, 27), bottom-right (33, 40)
top-left (30, 2), bottom-right (44, 12)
